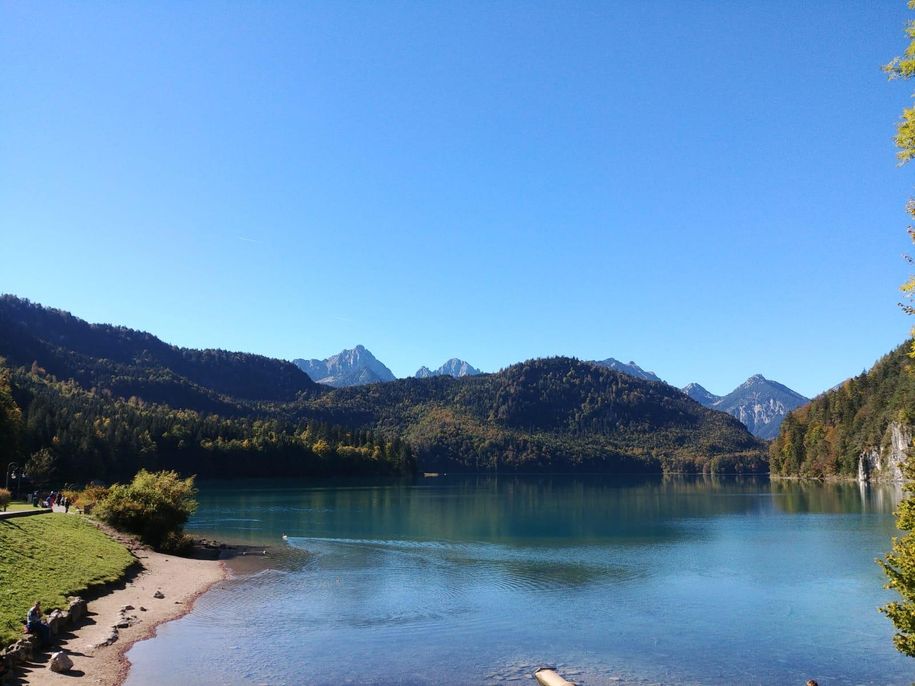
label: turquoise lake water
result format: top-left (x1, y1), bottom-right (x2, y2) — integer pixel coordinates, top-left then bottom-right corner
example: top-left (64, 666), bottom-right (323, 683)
top-left (124, 476), bottom-right (912, 685)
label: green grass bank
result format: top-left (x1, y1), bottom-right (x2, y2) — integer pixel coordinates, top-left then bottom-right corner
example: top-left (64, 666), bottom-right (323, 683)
top-left (0, 513), bottom-right (134, 646)
top-left (4, 502), bottom-right (41, 512)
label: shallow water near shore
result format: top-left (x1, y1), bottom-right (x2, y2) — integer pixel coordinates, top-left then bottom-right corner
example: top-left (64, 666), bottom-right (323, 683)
top-left (125, 475), bottom-right (911, 685)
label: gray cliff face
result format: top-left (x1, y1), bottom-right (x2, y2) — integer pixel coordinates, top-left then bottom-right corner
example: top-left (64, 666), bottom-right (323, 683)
top-left (414, 358), bottom-right (481, 379)
top-left (710, 374), bottom-right (809, 440)
top-left (293, 345), bottom-right (396, 387)
top-left (858, 421), bottom-right (910, 483)
top-left (592, 358), bottom-right (662, 383)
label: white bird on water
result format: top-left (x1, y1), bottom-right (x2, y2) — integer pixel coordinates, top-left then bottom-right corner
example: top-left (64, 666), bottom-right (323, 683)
top-left (282, 533), bottom-right (288, 541)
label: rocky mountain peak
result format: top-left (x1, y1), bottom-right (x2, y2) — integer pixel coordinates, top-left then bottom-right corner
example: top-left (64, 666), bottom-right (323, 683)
top-left (682, 382), bottom-right (721, 407)
top-left (414, 358), bottom-right (481, 379)
top-left (293, 345), bottom-right (396, 388)
top-left (713, 375), bottom-right (809, 440)
top-left (743, 374), bottom-right (767, 386)
top-left (592, 358), bottom-right (662, 383)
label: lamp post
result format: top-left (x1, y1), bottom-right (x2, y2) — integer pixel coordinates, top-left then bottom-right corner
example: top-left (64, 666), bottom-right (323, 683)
top-left (5, 462), bottom-right (22, 498)
top-left (5, 462), bottom-right (19, 490)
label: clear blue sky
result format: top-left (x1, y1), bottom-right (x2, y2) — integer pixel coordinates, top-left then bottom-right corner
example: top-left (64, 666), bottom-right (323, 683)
top-left (1, 1), bottom-right (913, 397)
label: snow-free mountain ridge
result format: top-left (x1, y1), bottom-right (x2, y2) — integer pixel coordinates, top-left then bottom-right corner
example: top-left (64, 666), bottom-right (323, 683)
top-left (415, 358), bottom-right (481, 379)
top-left (681, 374), bottom-right (809, 440)
top-left (292, 344), bottom-right (808, 438)
top-left (682, 382), bottom-right (721, 406)
top-left (293, 345), bottom-right (396, 388)
top-left (591, 358), bottom-right (662, 383)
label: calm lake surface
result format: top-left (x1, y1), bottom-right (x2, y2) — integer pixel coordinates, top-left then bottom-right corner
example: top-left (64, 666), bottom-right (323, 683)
top-left (125, 476), bottom-right (912, 686)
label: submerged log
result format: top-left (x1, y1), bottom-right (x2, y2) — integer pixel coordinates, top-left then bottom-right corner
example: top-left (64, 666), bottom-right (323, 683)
top-left (534, 667), bottom-right (575, 686)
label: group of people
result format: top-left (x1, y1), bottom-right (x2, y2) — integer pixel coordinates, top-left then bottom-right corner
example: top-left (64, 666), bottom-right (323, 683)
top-left (28, 490), bottom-right (70, 512)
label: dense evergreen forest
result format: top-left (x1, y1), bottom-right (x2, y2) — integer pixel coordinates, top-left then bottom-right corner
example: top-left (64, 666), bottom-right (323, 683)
top-left (0, 296), bottom-right (767, 483)
top-left (770, 342), bottom-right (915, 478)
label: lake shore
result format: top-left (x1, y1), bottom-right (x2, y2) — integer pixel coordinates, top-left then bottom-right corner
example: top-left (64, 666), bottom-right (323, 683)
top-left (12, 538), bottom-right (226, 686)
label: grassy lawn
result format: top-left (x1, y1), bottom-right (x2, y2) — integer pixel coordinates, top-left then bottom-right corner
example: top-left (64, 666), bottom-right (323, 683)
top-left (0, 514), bottom-right (134, 646)
top-left (3, 502), bottom-right (42, 512)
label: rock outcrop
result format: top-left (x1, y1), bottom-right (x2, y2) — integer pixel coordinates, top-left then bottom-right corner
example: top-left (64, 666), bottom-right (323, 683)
top-left (857, 421), bottom-right (910, 483)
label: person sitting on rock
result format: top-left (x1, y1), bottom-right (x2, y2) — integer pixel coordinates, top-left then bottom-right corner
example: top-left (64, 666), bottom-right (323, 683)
top-left (26, 601), bottom-right (51, 646)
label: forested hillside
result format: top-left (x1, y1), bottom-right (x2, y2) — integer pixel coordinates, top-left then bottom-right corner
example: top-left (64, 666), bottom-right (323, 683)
top-left (0, 296), bottom-right (320, 412)
top-left (4, 363), bottom-right (413, 482)
top-left (313, 357), bottom-right (767, 473)
top-left (770, 342), bottom-right (915, 478)
top-left (0, 295), bottom-right (768, 482)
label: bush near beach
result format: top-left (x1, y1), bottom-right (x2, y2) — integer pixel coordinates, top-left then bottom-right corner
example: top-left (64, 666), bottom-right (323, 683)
top-left (95, 469), bottom-right (197, 552)
top-left (0, 514), bottom-right (134, 646)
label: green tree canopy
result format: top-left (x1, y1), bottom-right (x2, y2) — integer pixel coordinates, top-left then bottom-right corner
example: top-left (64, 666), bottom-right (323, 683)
top-left (882, 1), bottom-right (915, 658)
top-left (0, 360), bottom-right (23, 474)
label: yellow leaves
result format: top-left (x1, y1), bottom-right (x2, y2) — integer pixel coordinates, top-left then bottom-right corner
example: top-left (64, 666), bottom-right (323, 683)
top-left (895, 107), bottom-right (915, 165)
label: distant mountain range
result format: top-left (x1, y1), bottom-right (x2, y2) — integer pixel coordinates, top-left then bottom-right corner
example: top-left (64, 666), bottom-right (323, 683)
top-left (591, 358), bottom-right (662, 383)
top-left (681, 375), bottom-right (809, 440)
top-left (586, 359), bottom-right (808, 439)
top-left (415, 359), bottom-right (481, 379)
top-left (0, 295), bottom-right (767, 480)
top-left (293, 345), bottom-right (396, 388)
top-left (590, 360), bottom-right (809, 440)
top-left (294, 351), bottom-right (809, 439)
top-left (293, 346), bottom-right (481, 387)
top-left (293, 345), bottom-right (809, 440)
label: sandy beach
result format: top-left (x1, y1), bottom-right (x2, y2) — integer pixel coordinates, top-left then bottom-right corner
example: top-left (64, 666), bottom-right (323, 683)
top-left (9, 535), bottom-right (225, 686)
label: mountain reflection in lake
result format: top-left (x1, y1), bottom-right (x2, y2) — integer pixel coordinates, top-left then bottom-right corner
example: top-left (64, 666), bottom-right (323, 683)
top-left (125, 475), bottom-right (910, 686)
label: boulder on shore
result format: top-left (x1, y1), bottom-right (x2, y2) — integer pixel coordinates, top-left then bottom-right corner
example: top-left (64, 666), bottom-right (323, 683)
top-left (49, 651), bottom-right (73, 673)
top-left (67, 597), bottom-right (87, 623)
top-left (47, 609), bottom-right (66, 635)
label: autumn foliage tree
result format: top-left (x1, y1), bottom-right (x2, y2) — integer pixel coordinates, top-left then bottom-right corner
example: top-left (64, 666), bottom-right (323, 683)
top-left (96, 469), bottom-right (198, 550)
top-left (881, 0), bottom-right (915, 657)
